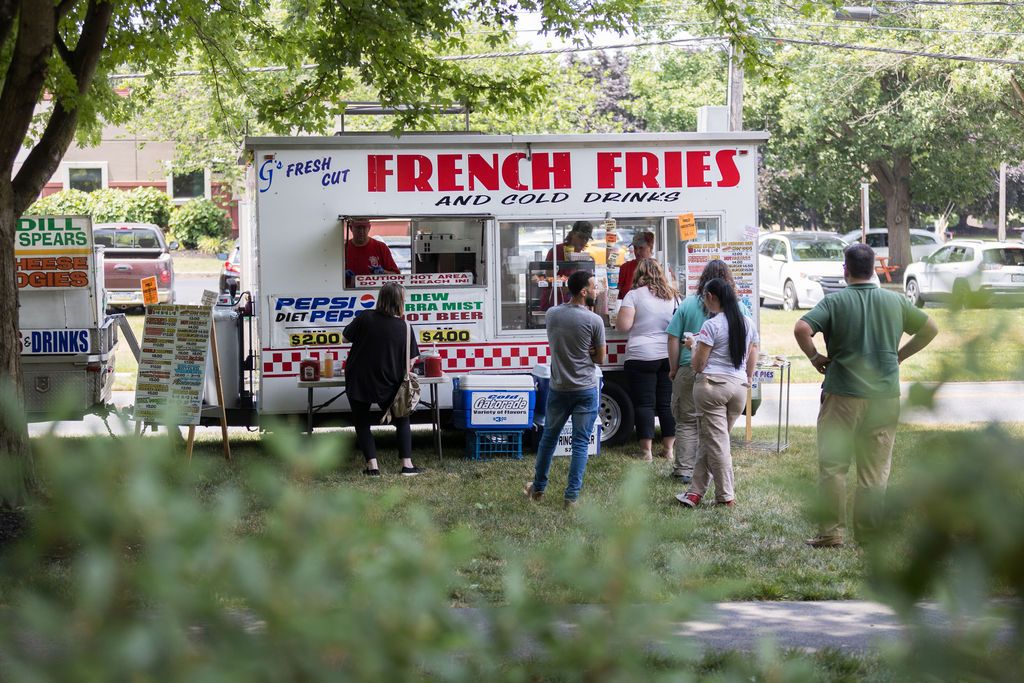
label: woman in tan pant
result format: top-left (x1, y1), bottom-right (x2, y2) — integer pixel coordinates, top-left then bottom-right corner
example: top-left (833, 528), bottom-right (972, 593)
top-left (675, 278), bottom-right (758, 508)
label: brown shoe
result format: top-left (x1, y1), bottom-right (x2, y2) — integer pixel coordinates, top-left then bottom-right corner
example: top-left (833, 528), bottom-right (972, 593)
top-left (563, 498), bottom-right (579, 510)
top-left (715, 499), bottom-right (735, 508)
top-left (524, 482), bottom-right (543, 501)
top-left (804, 535), bottom-right (844, 548)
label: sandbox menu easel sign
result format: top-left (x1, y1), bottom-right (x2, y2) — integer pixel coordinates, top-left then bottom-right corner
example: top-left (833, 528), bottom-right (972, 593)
top-left (134, 304), bottom-right (226, 460)
top-left (684, 241), bottom-right (757, 318)
top-left (684, 240), bottom-right (760, 441)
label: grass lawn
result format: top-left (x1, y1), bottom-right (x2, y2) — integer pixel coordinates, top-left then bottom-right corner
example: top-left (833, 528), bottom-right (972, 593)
top-left (112, 314), bottom-right (144, 390)
top-left (758, 306), bottom-right (1024, 384)
top-left (171, 251), bottom-right (222, 275)
top-left (178, 422), bottom-right (1024, 605)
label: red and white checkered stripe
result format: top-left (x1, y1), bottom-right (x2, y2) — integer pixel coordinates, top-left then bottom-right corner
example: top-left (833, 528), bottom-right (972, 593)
top-left (262, 340), bottom-right (627, 377)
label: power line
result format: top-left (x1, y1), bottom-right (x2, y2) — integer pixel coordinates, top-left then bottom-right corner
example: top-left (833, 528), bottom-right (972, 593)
top-left (108, 36), bottom-right (724, 80)
top-left (437, 36), bottom-right (722, 60)
top-left (107, 30), bottom-right (1024, 83)
top-left (759, 34), bottom-right (1024, 64)
top-left (773, 19), bottom-right (1024, 40)
top-left (872, 0), bottom-right (1024, 6)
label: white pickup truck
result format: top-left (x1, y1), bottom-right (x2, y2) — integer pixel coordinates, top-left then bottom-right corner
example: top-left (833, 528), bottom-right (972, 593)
top-left (16, 215), bottom-right (135, 420)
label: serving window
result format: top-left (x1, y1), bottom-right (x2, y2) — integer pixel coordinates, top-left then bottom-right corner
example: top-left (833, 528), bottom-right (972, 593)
top-left (343, 216), bottom-right (487, 289)
top-left (498, 216), bottom-right (664, 332)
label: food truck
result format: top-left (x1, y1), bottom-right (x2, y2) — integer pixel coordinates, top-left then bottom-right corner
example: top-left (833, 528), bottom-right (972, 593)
top-left (17, 215), bottom-right (120, 420)
top-left (225, 129), bottom-right (767, 444)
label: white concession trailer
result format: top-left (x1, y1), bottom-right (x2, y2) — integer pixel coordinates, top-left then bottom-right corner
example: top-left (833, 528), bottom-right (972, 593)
top-left (223, 132), bottom-right (767, 444)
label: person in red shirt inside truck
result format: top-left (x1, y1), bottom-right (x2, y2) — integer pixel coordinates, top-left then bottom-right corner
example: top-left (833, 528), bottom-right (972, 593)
top-left (540, 220), bottom-right (594, 310)
top-left (617, 231), bottom-right (654, 299)
top-left (345, 219), bottom-right (400, 287)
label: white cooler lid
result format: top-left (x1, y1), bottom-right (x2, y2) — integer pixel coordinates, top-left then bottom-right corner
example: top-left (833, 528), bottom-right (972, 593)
top-left (459, 374), bottom-right (535, 390)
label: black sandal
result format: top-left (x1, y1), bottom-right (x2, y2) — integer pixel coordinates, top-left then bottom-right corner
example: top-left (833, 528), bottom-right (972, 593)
top-left (362, 468), bottom-right (381, 477)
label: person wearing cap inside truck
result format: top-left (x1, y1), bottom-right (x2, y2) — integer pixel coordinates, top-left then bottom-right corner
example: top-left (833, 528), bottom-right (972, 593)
top-left (540, 220), bottom-right (595, 310)
top-left (617, 231), bottom-right (655, 298)
top-left (344, 219), bottom-right (400, 287)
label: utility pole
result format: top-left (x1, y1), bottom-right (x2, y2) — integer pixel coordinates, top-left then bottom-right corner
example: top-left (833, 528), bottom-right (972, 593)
top-left (998, 161), bottom-right (1007, 242)
top-left (860, 182), bottom-right (870, 242)
top-left (727, 44), bottom-right (744, 131)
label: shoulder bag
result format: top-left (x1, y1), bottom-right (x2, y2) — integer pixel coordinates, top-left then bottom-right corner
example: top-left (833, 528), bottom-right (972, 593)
top-left (381, 321), bottom-right (421, 424)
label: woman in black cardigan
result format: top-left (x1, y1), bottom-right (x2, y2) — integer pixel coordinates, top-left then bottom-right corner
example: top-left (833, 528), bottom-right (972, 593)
top-left (343, 282), bottom-right (422, 476)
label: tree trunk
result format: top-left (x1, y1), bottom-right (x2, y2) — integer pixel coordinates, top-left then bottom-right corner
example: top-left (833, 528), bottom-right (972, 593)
top-left (0, 180), bottom-right (35, 508)
top-left (870, 155), bottom-right (913, 271)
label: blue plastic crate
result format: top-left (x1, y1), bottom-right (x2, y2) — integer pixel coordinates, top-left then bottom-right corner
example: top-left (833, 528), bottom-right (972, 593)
top-left (465, 430), bottom-right (523, 461)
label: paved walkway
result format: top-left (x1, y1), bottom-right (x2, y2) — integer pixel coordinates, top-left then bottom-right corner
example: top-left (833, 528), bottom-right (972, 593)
top-left (455, 600), bottom-right (1012, 653)
top-left (668, 600), bottom-right (1011, 652)
top-left (27, 381), bottom-right (1024, 438)
top-left (749, 381), bottom-right (1024, 428)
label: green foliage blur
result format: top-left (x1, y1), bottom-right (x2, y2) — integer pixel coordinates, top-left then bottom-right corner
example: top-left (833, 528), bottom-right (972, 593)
top-left (27, 187), bottom-right (174, 228)
top-left (864, 424), bottom-right (1024, 680)
top-left (0, 425), bottom-right (722, 680)
top-left (167, 199), bottom-right (232, 249)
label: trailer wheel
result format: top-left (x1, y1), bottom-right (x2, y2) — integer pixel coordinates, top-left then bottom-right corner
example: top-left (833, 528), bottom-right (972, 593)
top-left (600, 380), bottom-right (633, 447)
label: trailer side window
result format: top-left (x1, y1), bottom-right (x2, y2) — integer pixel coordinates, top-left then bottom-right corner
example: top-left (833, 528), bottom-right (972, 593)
top-left (344, 217), bottom-right (486, 289)
top-left (410, 217), bottom-right (486, 287)
top-left (499, 220), bottom-right (555, 330)
top-left (666, 215), bottom-right (721, 289)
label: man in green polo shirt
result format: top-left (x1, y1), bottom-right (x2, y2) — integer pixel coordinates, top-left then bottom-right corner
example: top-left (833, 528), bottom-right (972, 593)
top-left (794, 243), bottom-right (938, 548)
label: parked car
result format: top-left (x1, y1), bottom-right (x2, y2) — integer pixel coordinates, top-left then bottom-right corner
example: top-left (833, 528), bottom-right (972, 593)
top-left (841, 228), bottom-right (941, 263)
top-left (903, 239), bottom-right (1024, 307)
top-left (758, 232), bottom-right (848, 310)
top-left (219, 241), bottom-right (241, 295)
top-left (93, 222), bottom-right (176, 312)
top-left (377, 236), bottom-right (413, 273)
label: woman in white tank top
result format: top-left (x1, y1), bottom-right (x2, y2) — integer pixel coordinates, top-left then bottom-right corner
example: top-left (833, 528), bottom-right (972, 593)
top-left (615, 259), bottom-right (679, 461)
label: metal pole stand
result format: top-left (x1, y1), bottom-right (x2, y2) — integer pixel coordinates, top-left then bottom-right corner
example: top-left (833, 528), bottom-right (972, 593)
top-left (737, 359), bottom-right (791, 454)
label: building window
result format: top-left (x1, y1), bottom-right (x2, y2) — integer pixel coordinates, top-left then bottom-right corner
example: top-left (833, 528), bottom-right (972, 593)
top-left (168, 169), bottom-right (209, 202)
top-left (61, 162), bottom-right (107, 193)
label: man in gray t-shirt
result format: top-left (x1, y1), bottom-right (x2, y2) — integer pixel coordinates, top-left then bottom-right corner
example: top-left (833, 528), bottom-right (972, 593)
top-left (547, 297), bottom-right (605, 392)
top-left (525, 270), bottom-right (606, 507)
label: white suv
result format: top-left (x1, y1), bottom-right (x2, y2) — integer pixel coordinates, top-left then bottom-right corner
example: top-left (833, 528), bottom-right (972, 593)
top-left (903, 240), bottom-right (1024, 307)
top-left (840, 228), bottom-right (941, 263)
top-left (758, 232), bottom-right (848, 310)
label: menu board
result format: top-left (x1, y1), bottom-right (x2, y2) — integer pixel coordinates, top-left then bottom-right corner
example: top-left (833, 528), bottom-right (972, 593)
top-left (134, 304), bottom-right (212, 425)
top-left (685, 241), bottom-right (757, 317)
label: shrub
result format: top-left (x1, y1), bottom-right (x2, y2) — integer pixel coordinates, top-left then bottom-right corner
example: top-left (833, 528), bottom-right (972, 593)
top-left (85, 188), bottom-right (131, 223)
top-left (196, 235), bottom-right (233, 255)
top-left (26, 189), bottom-right (91, 217)
top-left (27, 187), bottom-right (174, 228)
top-left (123, 187), bottom-right (173, 228)
top-left (168, 198), bottom-right (231, 249)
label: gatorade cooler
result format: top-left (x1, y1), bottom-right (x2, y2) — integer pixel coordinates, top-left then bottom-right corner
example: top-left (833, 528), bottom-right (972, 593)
top-left (452, 374), bottom-right (536, 430)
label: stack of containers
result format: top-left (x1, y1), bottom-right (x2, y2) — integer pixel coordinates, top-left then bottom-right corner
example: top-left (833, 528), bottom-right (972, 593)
top-left (452, 374), bottom-right (536, 460)
top-left (603, 215), bottom-right (620, 328)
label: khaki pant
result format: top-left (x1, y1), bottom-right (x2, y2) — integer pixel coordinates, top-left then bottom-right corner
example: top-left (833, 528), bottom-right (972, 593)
top-left (671, 366), bottom-right (699, 477)
top-left (816, 392), bottom-right (900, 542)
top-left (689, 374), bottom-right (747, 503)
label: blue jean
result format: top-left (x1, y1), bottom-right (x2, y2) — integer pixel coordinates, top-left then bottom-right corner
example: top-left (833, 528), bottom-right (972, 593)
top-left (532, 387), bottom-right (600, 501)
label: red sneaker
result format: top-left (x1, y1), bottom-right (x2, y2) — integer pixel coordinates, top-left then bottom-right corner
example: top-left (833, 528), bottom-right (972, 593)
top-left (675, 492), bottom-right (702, 508)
